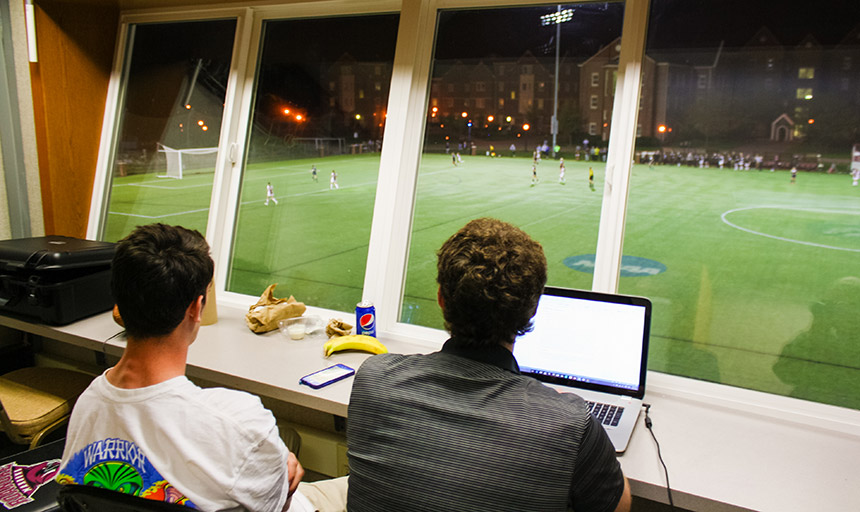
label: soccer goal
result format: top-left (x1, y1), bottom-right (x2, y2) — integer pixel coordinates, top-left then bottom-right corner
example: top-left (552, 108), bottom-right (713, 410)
top-left (157, 144), bottom-right (219, 179)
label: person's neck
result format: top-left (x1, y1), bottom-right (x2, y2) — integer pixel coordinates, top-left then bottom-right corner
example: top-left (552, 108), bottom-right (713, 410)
top-left (107, 334), bottom-right (189, 389)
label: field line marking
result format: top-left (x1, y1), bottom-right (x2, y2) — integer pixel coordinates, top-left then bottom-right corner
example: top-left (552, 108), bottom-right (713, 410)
top-left (721, 206), bottom-right (860, 252)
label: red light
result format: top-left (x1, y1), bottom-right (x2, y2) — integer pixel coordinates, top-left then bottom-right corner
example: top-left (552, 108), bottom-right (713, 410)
top-left (657, 124), bottom-right (667, 133)
top-left (522, 123), bottom-right (530, 131)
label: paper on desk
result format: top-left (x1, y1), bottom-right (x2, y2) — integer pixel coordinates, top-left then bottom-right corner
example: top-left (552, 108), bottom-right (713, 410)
top-left (245, 284), bottom-right (306, 333)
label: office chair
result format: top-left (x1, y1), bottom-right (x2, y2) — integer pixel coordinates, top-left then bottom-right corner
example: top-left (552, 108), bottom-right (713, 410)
top-left (57, 485), bottom-right (192, 511)
top-left (0, 366), bottom-right (93, 449)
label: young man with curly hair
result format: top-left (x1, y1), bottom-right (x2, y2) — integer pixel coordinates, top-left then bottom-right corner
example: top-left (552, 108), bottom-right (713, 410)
top-left (347, 218), bottom-right (630, 512)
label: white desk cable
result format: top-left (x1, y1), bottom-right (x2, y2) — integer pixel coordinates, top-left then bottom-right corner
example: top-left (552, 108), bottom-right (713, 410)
top-left (642, 403), bottom-right (674, 509)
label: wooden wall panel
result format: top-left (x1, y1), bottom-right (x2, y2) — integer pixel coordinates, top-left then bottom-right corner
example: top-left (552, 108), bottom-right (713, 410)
top-left (30, 1), bottom-right (118, 238)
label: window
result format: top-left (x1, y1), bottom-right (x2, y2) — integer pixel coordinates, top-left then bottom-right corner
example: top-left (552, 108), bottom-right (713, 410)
top-left (630, 0), bottom-right (860, 410)
top-left (588, 122), bottom-right (597, 135)
top-left (590, 95), bottom-right (599, 109)
top-left (403, 3), bottom-right (622, 330)
top-left (227, 14), bottom-right (398, 310)
top-left (591, 72), bottom-right (599, 86)
top-left (475, 82), bottom-right (486, 92)
top-left (697, 74), bottom-right (708, 89)
top-left (476, 98), bottom-right (485, 108)
top-left (99, 19), bottom-right (237, 241)
top-left (498, 98), bottom-right (504, 108)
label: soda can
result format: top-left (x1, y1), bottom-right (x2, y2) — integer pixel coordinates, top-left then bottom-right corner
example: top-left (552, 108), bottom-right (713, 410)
top-left (355, 300), bottom-right (376, 338)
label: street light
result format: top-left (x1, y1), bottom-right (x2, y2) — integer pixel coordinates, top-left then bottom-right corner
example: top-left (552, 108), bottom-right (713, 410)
top-left (541, 6), bottom-right (574, 158)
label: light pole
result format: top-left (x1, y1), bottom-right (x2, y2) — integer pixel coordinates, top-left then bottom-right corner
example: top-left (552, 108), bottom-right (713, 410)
top-left (541, 6), bottom-right (574, 158)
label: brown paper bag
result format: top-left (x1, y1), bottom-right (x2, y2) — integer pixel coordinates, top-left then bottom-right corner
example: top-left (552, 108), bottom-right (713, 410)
top-left (245, 284), bottom-right (307, 333)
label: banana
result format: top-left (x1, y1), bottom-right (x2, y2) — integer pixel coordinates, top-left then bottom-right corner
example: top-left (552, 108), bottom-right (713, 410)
top-left (324, 334), bottom-right (388, 357)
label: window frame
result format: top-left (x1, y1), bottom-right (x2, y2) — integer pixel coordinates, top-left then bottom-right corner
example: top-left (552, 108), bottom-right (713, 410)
top-left (84, 0), bottom-right (860, 430)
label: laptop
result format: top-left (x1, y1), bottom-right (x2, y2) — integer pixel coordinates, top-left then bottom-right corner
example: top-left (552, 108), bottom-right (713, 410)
top-left (512, 286), bottom-right (651, 453)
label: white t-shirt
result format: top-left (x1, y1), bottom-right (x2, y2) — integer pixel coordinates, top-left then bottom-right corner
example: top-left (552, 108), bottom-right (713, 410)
top-left (57, 372), bottom-right (296, 512)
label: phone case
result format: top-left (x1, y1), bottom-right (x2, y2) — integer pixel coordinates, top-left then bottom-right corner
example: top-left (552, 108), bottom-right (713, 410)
top-left (299, 364), bottom-right (355, 389)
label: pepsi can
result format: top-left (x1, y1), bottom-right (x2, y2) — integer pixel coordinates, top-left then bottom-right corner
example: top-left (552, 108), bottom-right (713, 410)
top-left (356, 300), bottom-right (376, 337)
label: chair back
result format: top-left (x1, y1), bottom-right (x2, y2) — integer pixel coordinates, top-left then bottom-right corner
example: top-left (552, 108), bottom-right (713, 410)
top-left (57, 485), bottom-right (191, 512)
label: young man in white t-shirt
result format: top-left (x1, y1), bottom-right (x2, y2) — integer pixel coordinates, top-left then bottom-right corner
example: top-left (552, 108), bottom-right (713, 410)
top-left (57, 224), bottom-right (345, 511)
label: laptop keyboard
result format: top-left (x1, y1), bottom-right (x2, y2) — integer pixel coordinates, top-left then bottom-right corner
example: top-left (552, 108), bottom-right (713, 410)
top-left (585, 401), bottom-right (624, 427)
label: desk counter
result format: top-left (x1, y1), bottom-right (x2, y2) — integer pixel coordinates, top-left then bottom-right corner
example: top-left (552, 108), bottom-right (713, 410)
top-left (2, 306), bottom-right (859, 512)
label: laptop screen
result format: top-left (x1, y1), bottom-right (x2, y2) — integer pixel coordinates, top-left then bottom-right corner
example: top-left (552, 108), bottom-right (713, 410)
top-left (512, 287), bottom-right (651, 398)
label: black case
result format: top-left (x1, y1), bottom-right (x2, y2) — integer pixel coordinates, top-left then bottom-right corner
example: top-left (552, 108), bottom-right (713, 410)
top-left (0, 236), bottom-right (115, 325)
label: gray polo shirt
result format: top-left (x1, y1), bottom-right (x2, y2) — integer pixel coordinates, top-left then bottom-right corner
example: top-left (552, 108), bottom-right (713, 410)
top-left (347, 339), bottom-right (625, 511)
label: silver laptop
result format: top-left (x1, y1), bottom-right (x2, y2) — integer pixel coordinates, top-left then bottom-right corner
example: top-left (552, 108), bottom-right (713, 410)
top-left (513, 286), bottom-right (651, 453)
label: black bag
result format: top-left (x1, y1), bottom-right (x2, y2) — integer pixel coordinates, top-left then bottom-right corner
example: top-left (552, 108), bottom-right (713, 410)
top-left (0, 236), bottom-right (115, 325)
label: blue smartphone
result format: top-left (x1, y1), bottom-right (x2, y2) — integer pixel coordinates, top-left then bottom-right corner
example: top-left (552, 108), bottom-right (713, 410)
top-left (299, 364), bottom-right (355, 389)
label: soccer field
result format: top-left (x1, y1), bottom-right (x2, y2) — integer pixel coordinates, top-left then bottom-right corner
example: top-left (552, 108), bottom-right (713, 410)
top-left (104, 152), bottom-right (860, 409)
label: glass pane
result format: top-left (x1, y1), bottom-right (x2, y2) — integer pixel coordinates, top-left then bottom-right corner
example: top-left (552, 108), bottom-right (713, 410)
top-left (103, 20), bottom-right (236, 241)
top-left (228, 15), bottom-right (399, 311)
top-left (624, 0), bottom-right (860, 409)
top-left (402, 3), bottom-right (625, 329)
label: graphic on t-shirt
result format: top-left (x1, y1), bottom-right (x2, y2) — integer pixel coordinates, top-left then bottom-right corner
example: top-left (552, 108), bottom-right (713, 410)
top-left (0, 458), bottom-right (60, 509)
top-left (56, 438), bottom-right (196, 508)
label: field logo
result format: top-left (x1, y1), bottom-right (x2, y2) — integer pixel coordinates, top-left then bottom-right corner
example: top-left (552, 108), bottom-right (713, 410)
top-left (564, 254), bottom-right (666, 277)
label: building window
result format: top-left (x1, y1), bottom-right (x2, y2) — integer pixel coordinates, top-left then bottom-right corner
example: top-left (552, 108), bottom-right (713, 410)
top-left (591, 72), bottom-right (599, 86)
top-left (498, 82), bottom-right (504, 92)
top-left (475, 82), bottom-right (486, 92)
top-left (588, 122), bottom-right (597, 135)
top-left (498, 98), bottom-right (504, 108)
top-left (476, 98), bottom-right (485, 108)
top-left (522, 64), bottom-right (533, 74)
top-left (374, 82), bottom-right (382, 91)
top-left (590, 94), bottom-right (599, 109)
top-left (796, 88), bottom-right (813, 100)
top-left (697, 74), bottom-right (708, 89)
top-left (510, 91), bottom-right (516, 100)
top-left (798, 67), bottom-right (815, 79)
top-left (329, 81), bottom-right (336, 91)
top-left (537, 98), bottom-right (544, 110)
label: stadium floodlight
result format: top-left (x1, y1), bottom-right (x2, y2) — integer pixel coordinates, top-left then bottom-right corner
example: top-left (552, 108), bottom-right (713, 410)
top-left (540, 8), bottom-right (574, 26)
top-left (542, 5), bottom-right (574, 157)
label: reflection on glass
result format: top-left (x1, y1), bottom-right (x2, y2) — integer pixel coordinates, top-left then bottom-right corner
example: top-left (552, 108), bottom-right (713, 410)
top-left (623, 0), bottom-right (860, 409)
top-left (401, 4), bottom-right (624, 329)
top-left (228, 15), bottom-right (398, 311)
top-left (103, 20), bottom-right (236, 241)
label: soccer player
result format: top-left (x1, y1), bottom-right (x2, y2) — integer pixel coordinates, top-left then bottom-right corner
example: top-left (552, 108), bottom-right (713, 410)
top-left (452, 153), bottom-right (458, 166)
top-left (265, 182), bottom-right (278, 205)
top-left (589, 166), bottom-right (595, 191)
top-left (559, 158), bottom-right (566, 184)
top-left (311, 165), bottom-right (318, 182)
top-left (852, 167), bottom-right (859, 186)
top-left (531, 164), bottom-right (538, 186)
top-left (330, 170), bottom-right (339, 190)
top-left (791, 166), bottom-right (797, 184)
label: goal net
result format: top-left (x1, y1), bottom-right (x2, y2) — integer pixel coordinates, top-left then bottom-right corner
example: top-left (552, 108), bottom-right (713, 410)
top-left (157, 144), bottom-right (219, 179)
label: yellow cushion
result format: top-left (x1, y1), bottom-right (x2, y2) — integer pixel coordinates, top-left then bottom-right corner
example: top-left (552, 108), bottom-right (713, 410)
top-left (0, 367), bottom-right (93, 439)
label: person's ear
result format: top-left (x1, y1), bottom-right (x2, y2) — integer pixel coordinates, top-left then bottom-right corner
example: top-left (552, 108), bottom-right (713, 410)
top-left (437, 287), bottom-right (445, 309)
top-left (188, 295), bottom-right (204, 323)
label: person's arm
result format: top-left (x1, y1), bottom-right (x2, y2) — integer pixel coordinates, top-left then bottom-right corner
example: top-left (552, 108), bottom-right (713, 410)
top-left (613, 476), bottom-right (632, 512)
top-left (287, 452), bottom-right (304, 496)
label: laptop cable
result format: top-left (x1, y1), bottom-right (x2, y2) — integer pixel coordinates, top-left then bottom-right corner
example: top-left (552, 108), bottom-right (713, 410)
top-left (643, 403), bottom-right (674, 509)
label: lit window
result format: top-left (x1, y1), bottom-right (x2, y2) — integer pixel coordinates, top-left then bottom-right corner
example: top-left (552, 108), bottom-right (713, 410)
top-left (798, 67), bottom-right (815, 79)
top-left (796, 87), bottom-right (813, 100)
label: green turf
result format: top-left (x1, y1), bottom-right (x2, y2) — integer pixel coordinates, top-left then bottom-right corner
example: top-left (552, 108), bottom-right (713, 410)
top-left (103, 153), bottom-right (860, 409)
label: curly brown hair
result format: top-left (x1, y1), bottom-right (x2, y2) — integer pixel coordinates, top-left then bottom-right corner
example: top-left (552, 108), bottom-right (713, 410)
top-left (436, 218), bottom-right (547, 346)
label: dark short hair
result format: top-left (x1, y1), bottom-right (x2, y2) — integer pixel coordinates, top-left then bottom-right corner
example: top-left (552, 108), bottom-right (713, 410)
top-left (436, 218), bottom-right (547, 346)
top-left (111, 224), bottom-right (214, 339)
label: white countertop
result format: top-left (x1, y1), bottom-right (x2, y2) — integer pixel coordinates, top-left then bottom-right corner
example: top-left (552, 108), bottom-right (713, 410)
top-left (3, 306), bottom-right (859, 512)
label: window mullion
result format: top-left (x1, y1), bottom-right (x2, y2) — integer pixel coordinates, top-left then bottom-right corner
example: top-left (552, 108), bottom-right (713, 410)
top-left (592, 0), bottom-right (650, 293)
